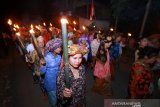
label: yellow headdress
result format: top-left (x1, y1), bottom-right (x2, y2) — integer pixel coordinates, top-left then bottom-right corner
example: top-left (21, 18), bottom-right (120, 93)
top-left (68, 44), bottom-right (87, 56)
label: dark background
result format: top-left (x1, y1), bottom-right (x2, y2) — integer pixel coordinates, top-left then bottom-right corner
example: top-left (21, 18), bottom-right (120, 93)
top-left (0, 0), bottom-right (160, 37)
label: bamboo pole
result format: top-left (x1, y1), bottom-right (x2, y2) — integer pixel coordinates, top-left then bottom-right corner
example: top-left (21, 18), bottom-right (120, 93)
top-left (30, 29), bottom-right (43, 58)
top-left (61, 18), bottom-right (70, 88)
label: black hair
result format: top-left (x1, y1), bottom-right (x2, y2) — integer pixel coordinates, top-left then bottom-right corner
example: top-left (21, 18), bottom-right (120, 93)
top-left (96, 43), bottom-right (107, 63)
top-left (138, 36), bottom-right (147, 42)
top-left (138, 46), bottom-right (159, 59)
top-left (93, 33), bottom-right (99, 39)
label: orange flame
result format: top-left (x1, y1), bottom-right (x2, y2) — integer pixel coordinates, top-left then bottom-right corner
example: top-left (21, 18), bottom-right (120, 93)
top-left (13, 24), bottom-right (16, 28)
top-left (43, 22), bottom-right (46, 26)
top-left (16, 32), bottom-right (20, 36)
top-left (50, 23), bottom-right (52, 26)
top-left (13, 28), bottom-right (16, 31)
top-left (82, 26), bottom-right (86, 30)
top-left (61, 18), bottom-right (68, 24)
top-left (30, 24), bottom-right (33, 29)
top-left (14, 24), bottom-right (19, 29)
top-left (128, 33), bottom-right (132, 37)
top-left (73, 21), bottom-right (76, 25)
top-left (49, 27), bottom-right (52, 31)
top-left (30, 24), bottom-right (34, 33)
top-left (8, 19), bottom-right (12, 25)
top-left (29, 29), bottom-right (35, 34)
top-left (110, 28), bottom-right (114, 32)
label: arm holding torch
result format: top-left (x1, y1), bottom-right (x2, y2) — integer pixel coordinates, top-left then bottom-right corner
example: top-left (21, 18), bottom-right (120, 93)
top-left (16, 32), bottom-right (32, 61)
top-left (29, 29), bottom-right (44, 59)
top-left (29, 29), bottom-right (46, 68)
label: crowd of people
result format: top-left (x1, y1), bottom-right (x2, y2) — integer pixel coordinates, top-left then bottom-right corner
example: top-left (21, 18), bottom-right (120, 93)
top-left (1, 21), bottom-right (160, 107)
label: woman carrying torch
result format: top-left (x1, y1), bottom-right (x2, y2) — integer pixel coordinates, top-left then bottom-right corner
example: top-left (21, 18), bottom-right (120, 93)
top-left (29, 36), bottom-right (45, 84)
top-left (39, 38), bottom-right (63, 107)
top-left (56, 44), bottom-right (87, 107)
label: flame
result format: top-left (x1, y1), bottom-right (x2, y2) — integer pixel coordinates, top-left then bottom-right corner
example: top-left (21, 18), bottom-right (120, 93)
top-left (8, 19), bottom-right (12, 25)
top-left (43, 22), bottom-right (46, 26)
top-left (49, 27), bottom-right (52, 31)
top-left (16, 32), bottom-right (20, 36)
top-left (128, 33), bottom-right (132, 37)
top-left (73, 21), bottom-right (76, 25)
top-left (29, 29), bottom-right (35, 34)
top-left (30, 24), bottom-right (33, 29)
top-left (30, 24), bottom-right (34, 33)
top-left (14, 24), bottom-right (19, 29)
top-left (110, 28), bottom-right (114, 32)
top-left (50, 23), bottom-right (52, 26)
top-left (61, 18), bottom-right (68, 24)
top-left (13, 28), bottom-right (16, 31)
top-left (82, 26), bottom-right (86, 30)
top-left (74, 28), bottom-right (76, 31)
top-left (13, 24), bottom-right (16, 28)
top-left (16, 25), bottom-right (20, 29)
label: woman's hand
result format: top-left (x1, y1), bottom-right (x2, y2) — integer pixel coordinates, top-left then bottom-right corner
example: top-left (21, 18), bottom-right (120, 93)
top-left (39, 58), bottom-right (46, 66)
top-left (63, 88), bottom-right (72, 98)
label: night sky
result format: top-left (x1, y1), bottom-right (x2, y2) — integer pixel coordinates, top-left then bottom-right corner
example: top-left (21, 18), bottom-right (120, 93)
top-left (0, 0), bottom-right (160, 36)
top-left (0, 0), bottom-right (109, 30)
top-left (1, 0), bottom-right (52, 17)
top-left (1, 0), bottom-right (109, 17)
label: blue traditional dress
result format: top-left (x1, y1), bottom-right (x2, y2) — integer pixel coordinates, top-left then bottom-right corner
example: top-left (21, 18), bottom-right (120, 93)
top-left (40, 52), bottom-right (61, 106)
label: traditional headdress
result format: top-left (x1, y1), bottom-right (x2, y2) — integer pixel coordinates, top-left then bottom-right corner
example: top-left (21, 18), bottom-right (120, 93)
top-left (78, 35), bottom-right (88, 43)
top-left (44, 38), bottom-right (62, 55)
top-left (68, 44), bottom-right (87, 56)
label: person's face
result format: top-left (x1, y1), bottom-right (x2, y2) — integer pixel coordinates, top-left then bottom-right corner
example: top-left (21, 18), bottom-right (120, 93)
top-left (81, 40), bottom-right (87, 45)
top-left (69, 54), bottom-right (83, 68)
top-left (38, 40), bottom-right (44, 48)
top-left (54, 47), bottom-right (62, 54)
top-left (100, 50), bottom-right (104, 54)
top-left (116, 36), bottom-right (122, 42)
top-left (96, 34), bottom-right (100, 42)
top-left (105, 42), bottom-right (112, 48)
top-left (147, 56), bottom-right (157, 64)
top-left (140, 38), bottom-right (148, 47)
top-left (96, 34), bottom-right (99, 39)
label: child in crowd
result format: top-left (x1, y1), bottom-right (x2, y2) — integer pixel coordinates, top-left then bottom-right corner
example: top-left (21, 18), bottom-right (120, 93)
top-left (92, 36), bottom-right (113, 97)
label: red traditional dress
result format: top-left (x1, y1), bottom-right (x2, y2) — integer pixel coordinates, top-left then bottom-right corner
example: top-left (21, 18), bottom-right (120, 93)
top-left (128, 61), bottom-right (153, 98)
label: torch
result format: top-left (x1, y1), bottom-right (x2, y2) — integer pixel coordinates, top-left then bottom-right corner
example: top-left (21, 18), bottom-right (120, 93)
top-left (43, 22), bottom-right (46, 27)
top-left (16, 32), bottom-right (28, 54)
top-left (29, 25), bottom-right (44, 58)
top-left (7, 19), bottom-right (12, 26)
top-left (7, 19), bottom-right (14, 33)
top-left (61, 18), bottom-right (70, 88)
